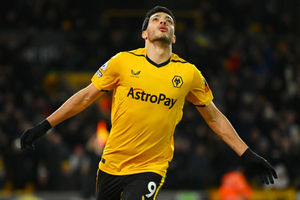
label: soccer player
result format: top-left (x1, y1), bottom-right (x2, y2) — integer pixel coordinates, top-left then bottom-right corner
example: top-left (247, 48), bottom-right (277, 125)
top-left (21, 6), bottom-right (277, 200)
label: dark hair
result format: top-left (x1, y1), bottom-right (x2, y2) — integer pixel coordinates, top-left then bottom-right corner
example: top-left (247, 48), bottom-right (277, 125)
top-left (142, 6), bottom-right (175, 31)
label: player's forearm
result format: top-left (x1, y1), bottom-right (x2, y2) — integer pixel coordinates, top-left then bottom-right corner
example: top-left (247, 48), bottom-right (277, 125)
top-left (207, 112), bottom-right (248, 156)
top-left (47, 87), bottom-right (99, 127)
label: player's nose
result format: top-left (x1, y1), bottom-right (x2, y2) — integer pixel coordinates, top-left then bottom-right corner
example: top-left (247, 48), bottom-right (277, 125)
top-left (160, 20), bottom-right (166, 25)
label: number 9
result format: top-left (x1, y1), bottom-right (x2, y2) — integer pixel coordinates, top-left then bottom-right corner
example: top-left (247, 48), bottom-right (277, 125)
top-left (145, 181), bottom-right (157, 198)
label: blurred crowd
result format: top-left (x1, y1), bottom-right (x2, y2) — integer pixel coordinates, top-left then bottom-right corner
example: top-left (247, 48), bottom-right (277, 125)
top-left (0, 0), bottom-right (299, 199)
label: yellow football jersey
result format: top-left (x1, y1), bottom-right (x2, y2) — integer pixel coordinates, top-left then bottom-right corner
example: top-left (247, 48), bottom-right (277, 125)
top-left (91, 48), bottom-right (213, 177)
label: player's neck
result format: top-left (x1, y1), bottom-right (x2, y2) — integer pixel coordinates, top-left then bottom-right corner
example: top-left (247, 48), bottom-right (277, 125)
top-left (145, 41), bottom-right (172, 65)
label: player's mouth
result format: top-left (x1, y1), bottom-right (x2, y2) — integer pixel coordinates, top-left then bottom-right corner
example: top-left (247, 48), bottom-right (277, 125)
top-left (159, 26), bottom-right (167, 32)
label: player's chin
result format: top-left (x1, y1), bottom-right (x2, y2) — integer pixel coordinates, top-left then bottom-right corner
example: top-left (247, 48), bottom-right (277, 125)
top-left (153, 35), bottom-right (172, 43)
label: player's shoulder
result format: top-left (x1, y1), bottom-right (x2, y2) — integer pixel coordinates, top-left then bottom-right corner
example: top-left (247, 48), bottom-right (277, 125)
top-left (171, 53), bottom-right (188, 63)
top-left (120, 48), bottom-right (146, 58)
top-left (111, 48), bottom-right (146, 59)
top-left (171, 53), bottom-right (198, 69)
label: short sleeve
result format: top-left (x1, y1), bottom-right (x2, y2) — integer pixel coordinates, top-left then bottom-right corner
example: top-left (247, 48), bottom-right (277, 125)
top-left (186, 66), bottom-right (213, 106)
top-left (91, 53), bottom-right (121, 91)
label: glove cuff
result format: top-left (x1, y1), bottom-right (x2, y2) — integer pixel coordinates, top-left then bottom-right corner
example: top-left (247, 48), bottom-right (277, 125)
top-left (240, 148), bottom-right (264, 163)
top-left (38, 119), bottom-right (52, 133)
top-left (240, 148), bottom-right (253, 159)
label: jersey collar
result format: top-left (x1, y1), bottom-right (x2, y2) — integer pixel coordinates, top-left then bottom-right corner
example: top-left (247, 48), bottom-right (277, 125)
top-left (146, 55), bottom-right (171, 68)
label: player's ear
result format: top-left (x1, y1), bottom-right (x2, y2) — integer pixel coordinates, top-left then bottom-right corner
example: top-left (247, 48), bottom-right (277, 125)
top-left (142, 31), bottom-right (148, 40)
top-left (172, 35), bottom-right (176, 44)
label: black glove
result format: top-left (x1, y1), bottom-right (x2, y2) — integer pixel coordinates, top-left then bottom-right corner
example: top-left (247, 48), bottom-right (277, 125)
top-left (20, 119), bottom-right (52, 150)
top-left (240, 148), bottom-right (278, 184)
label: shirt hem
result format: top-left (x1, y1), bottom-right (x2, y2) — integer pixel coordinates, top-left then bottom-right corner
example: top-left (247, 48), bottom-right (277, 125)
top-left (99, 165), bottom-right (166, 178)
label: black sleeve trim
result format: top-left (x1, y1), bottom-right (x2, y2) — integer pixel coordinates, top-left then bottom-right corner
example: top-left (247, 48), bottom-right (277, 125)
top-left (101, 89), bottom-right (110, 92)
top-left (194, 104), bottom-right (206, 107)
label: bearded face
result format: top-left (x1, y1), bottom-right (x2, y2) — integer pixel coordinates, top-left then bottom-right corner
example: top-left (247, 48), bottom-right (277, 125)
top-left (142, 12), bottom-right (176, 44)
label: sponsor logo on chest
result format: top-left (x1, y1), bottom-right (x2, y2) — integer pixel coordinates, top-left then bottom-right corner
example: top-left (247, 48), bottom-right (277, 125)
top-left (127, 87), bottom-right (177, 109)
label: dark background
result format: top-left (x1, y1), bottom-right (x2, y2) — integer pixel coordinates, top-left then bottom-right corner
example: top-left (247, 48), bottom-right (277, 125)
top-left (0, 0), bottom-right (299, 198)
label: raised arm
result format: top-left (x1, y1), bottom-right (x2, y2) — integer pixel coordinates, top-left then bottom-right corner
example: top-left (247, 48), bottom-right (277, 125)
top-left (47, 83), bottom-right (103, 126)
top-left (196, 102), bottom-right (248, 156)
top-left (21, 83), bottom-right (103, 150)
top-left (197, 102), bottom-right (277, 184)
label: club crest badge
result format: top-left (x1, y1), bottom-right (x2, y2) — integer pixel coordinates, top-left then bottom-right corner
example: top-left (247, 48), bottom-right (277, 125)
top-left (172, 75), bottom-right (183, 88)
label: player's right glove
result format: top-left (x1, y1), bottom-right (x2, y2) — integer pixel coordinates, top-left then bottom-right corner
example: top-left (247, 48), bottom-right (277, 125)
top-left (240, 148), bottom-right (278, 184)
top-left (20, 119), bottom-right (52, 150)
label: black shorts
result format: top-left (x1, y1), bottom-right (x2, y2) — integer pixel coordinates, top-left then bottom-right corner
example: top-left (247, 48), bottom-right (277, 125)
top-left (96, 169), bottom-right (164, 200)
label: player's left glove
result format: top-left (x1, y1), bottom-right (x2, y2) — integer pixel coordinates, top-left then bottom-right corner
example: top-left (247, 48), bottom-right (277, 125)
top-left (240, 148), bottom-right (278, 184)
top-left (20, 119), bottom-right (52, 150)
